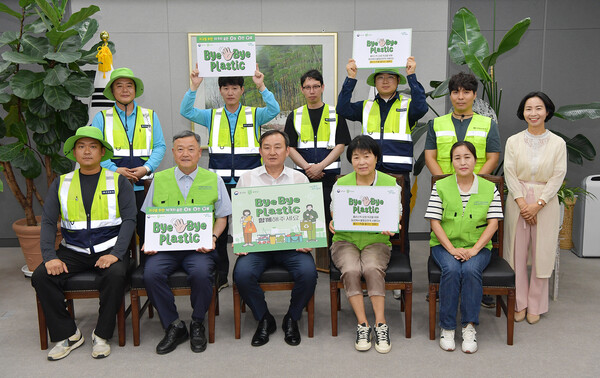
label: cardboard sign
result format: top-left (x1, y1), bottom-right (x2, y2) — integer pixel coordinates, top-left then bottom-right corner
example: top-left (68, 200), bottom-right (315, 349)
top-left (231, 182), bottom-right (327, 253)
top-left (144, 206), bottom-right (213, 251)
top-left (196, 34), bottom-right (256, 77)
top-left (352, 29), bottom-right (412, 68)
top-left (332, 186), bottom-right (400, 232)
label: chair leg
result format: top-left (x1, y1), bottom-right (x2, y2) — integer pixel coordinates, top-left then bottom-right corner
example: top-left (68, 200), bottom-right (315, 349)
top-left (337, 288), bottom-right (341, 311)
top-left (241, 300), bottom-right (246, 313)
top-left (208, 286), bottom-right (216, 343)
top-left (428, 284), bottom-right (437, 340)
top-left (507, 289), bottom-right (516, 345)
top-left (404, 284), bottom-right (412, 339)
top-left (36, 295), bottom-right (48, 350)
top-left (233, 284), bottom-right (241, 339)
top-left (307, 294), bottom-right (314, 338)
top-left (148, 302), bottom-right (154, 318)
top-left (400, 291), bottom-right (405, 312)
top-left (215, 289), bottom-right (220, 316)
top-left (330, 282), bottom-right (338, 337)
top-left (496, 295), bottom-right (502, 317)
top-left (67, 299), bottom-right (74, 319)
top-left (117, 297), bottom-right (126, 347)
top-left (131, 290), bottom-right (141, 346)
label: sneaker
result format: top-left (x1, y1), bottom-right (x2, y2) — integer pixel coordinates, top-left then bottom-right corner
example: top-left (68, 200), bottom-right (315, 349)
top-left (439, 328), bottom-right (455, 351)
top-left (354, 323), bottom-right (372, 351)
top-left (461, 324), bottom-right (478, 353)
top-left (374, 323), bottom-right (391, 353)
top-left (481, 295), bottom-right (495, 308)
top-left (47, 328), bottom-right (84, 361)
top-left (393, 290), bottom-right (402, 300)
top-left (91, 330), bottom-right (110, 359)
top-left (217, 275), bottom-right (229, 292)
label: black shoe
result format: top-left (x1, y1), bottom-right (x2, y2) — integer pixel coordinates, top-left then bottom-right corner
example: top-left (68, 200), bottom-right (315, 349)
top-left (282, 314), bottom-right (301, 346)
top-left (217, 274), bottom-right (229, 292)
top-left (251, 314), bottom-right (276, 347)
top-left (481, 295), bottom-right (495, 308)
top-left (190, 320), bottom-right (207, 353)
top-left (156, 322), bottom-right (189, 355)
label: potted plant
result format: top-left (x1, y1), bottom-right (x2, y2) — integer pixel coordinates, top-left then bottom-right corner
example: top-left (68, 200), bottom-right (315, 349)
top-left (0, 0), bottom-right (109, 272)
top-left (556, 181), bottom-right (596, 249)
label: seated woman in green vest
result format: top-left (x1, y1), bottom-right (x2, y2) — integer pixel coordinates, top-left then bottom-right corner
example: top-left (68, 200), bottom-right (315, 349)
top-left (425, 141), bottom-right (503, 354)
top-left (329, 135), bottom-right (401, 354)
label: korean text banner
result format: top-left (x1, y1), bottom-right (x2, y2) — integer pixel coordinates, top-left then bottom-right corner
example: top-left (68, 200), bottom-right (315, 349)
top-left (332, 186), bottom-right (400, 232)
top-left (196, 34), bottom-right (256, 77)
top-left (352, 29), bottom-right (412, 69)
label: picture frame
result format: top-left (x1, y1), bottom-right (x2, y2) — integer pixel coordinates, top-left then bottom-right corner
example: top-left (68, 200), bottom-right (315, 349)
top-left (187, 32), bottom-right (338, 144)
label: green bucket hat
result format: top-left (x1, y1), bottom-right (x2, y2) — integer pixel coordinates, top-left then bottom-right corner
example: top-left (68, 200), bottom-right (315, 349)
top-left (366, 68), bottom-right (407, 87)
top-left (63, 126), bottom-right (114, 162)
top-left (103, 67), bottom-right (144, 101)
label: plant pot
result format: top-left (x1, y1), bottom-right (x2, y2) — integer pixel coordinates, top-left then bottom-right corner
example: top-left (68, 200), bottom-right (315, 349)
top-left (559, 197), bottom-right (577, 249)
top-left (12, 216), bottom-right (62, 272)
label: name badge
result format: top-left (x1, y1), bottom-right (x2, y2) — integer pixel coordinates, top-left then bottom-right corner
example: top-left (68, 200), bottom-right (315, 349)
top-left (243, 123), bottom-right (253, 128)
top-left (396, 108), bottom-right (407, 112)
top-left (325, 118), bottom-right (336, 122)
top-left (141, 124), bottom-right (151, 128)
top-left (102, 190), bottom-right (115, 195)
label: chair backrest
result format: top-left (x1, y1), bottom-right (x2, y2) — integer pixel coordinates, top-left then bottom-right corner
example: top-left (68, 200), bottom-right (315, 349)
top-left (430, 174), bottom-right (505, 258)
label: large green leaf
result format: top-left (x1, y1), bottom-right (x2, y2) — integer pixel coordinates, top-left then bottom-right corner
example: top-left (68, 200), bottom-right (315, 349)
top-left (0, 117), bottom-right (5, 138)
top-left (554, 103), bottom-right (600, 121)
top-left (24, 17), bottom-right (48, 34)
top-left (0, 3), bottom-right (22, 19)
top-left (28, 95), bottom-right (53, 117)
top-left (77, 18), bottom-right (98, 46)
top-left (20, 35), bottom-right (50, 59)
top-left (461, 43), bottom-right (492, 82)
top-left (1, 50), bottom-right (46, 64)
top-left (58, 34), bottom-right (82, 52)
top-left (448, 7), bottom-right (489, 66)
top-left (43, 85), bottom-right (72, 110)
top-left (36, 138), bottom-right (60, 155)
top-left (25, 109), bottom-right (53, 133)
top-left (43, 65), bottom-right (70, 85)
top-left (0, 142), bottom-right (24, 162)
top-left (45, 28), bottom-right (78, 48)
top-left (430, 77), bottom-right (451, 98)
top-left (34, 0), bottom-right (59, 26)
top-left (13, 148), bottom-right (41, 178)
top-left (44, 51), bottom-right (82, 64)
top-left (7, 121), bottom-right (28, 144)
top-left (59, 5), bottom-right (100, 31)
top-left (482, 18), bottom-right (531, 69)
top-left (0, 93), bottom-right (11, 104)
top-left (33, 128), bottom-right (58, 146)
top-left (63, 73), bottom-right (94, 97)
top-left (9, 70), bottom-right (46, 99)
top-left (51, 154), bottom-right (72, 174)
top-left (411, 122), bottom-right (428, 143)
top-left (19, 0), bottom-right (35, 8)
top-left (0, 31), bottom-right (18, 45)
top-left (54, 118), bottom-right (75, 141)
top-left (59, 99), bottom-right (89, 130)
top-left (0, 60), bottom-right (12, 74)
top-left (413, 150), bottom-right (426, 176)
top-left (551, 130), bottom-right (596, 164)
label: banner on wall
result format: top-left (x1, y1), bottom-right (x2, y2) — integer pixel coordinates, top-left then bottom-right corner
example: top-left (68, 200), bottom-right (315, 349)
top-left (231, 182), bottom-right (327, 253)
top-left (332, 186), bottom-right (401, 232)
top-left (196, 34), bottom-right (256, 77)
top-left (144, 206), bottom-right (214, 251)
top-left (352, 29), bottom-right (412, 68)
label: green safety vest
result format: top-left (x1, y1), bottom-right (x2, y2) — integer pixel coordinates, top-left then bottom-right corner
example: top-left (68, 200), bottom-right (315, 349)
top-left (433, 113), bottom-right (491, 174)
top-left (332, 171), bottom-right (398, 250)
top-left (429, 175), bottom-right (495, 250)
top-left (58, 168), bottom-right (122, 254)
top-left (292, 104), bottom-right (340, 172)
top-left (102, 106), bottom-right (154, 159)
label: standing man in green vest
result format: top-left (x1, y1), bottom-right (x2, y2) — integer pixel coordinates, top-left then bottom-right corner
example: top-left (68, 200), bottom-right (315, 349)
top-left (141, 130), bottom-right (231, 355)
top-left (285, 69), bottom-right (351, 262)
top-left (424, 72), bottom-right (501, 308)
top-left (92, 67), bottom-right (167, 248)
top-left (31, 126), bottom-right (137, 361)
top-left (424, 72), bottom-right (500, 176)
top-left (181, 65), bottom-right (280, 292)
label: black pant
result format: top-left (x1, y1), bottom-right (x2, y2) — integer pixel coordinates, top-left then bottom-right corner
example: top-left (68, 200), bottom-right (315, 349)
top-left (31, 246), bottom-right (129, 342)
top-left (385, 172), bottom-right (411, 256)
top-left (215, 184), bottom-right (234, 282)
top-left (135, 190), bottom-right (145, 247)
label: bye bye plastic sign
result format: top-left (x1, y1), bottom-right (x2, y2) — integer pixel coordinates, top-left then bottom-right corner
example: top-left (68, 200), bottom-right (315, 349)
top-left (196, 34), bottom-right (256, 77)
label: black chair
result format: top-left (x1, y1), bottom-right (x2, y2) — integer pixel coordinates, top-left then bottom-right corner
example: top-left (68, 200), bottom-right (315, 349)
top-left (427, 174), bottom-right (515, 345)
top-left (329, 175), bottom-right (412, 338)
top-left (232, 263), bottom-right (314, 339)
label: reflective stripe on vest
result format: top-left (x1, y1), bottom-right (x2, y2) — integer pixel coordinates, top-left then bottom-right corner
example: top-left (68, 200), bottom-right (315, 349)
top-left (293, 104), bottom-right (340, 172)
top-left (433, 113), bottom-right (491, 174)
top-left (104, 106), bottom-right (153, 158)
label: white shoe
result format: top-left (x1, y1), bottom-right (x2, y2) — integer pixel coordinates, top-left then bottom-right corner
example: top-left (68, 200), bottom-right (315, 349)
top-left (439, 328), bottom-right (455, 351)
top-left (374, 323), bottom-right (391, 354)
top-left (354, 323), bottom-right (372, 351)
top-left (47, 328), bottom-right (84, 361)
top-left (393, 290), bottom-right (402, 299)
top-left (91, 330), bottom-right (111, 359)
top-left (461, 324), bottom-right (478, 353)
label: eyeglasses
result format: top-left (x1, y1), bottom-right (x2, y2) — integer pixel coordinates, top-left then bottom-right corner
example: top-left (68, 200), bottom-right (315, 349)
top-left (302, 85), bottom-right (322, 91)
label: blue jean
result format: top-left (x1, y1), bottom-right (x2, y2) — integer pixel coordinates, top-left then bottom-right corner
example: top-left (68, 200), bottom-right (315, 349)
top-left (431, 245), bottom-right (491, 329)
top-left (233, 251), bottom-right (317, 321)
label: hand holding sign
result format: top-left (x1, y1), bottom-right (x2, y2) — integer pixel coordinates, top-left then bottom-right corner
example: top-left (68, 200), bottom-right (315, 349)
top-left (406, 56), bottom-right (416, 75)
top-left (253, 64), bottom-right (266, 91)
top-left (346, 59), bottom-right (358, 79)
top-left (190, 62), bottom-right (204, 91)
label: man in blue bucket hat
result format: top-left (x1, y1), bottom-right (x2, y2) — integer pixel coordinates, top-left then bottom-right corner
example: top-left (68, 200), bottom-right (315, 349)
top-left (31, 126), bottom-right (136, 361)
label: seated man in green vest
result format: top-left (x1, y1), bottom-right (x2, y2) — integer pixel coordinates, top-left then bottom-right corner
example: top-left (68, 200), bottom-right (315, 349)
top-left (140, 130), bottom-right (232, 355)
top-left (92, 67), bottom-right (167, 248)
top-left (423, 72), bottom-right (501, 308)
top-left (31, 127), bottom-right (137, 361)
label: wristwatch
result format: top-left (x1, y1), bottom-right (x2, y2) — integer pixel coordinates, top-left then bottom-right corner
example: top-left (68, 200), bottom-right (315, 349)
top-left (537, 200), bottom-right (544, 207)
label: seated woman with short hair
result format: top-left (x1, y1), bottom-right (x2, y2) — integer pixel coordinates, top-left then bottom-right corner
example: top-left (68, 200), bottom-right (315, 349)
top-left (425, 141), bottom-right (503, 354)
top-left (329, 135), bottom-right (401, 354)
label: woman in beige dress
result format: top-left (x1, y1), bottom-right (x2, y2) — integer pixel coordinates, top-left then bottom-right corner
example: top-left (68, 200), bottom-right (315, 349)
top-left (504, 92), bottom-right (567, 324)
